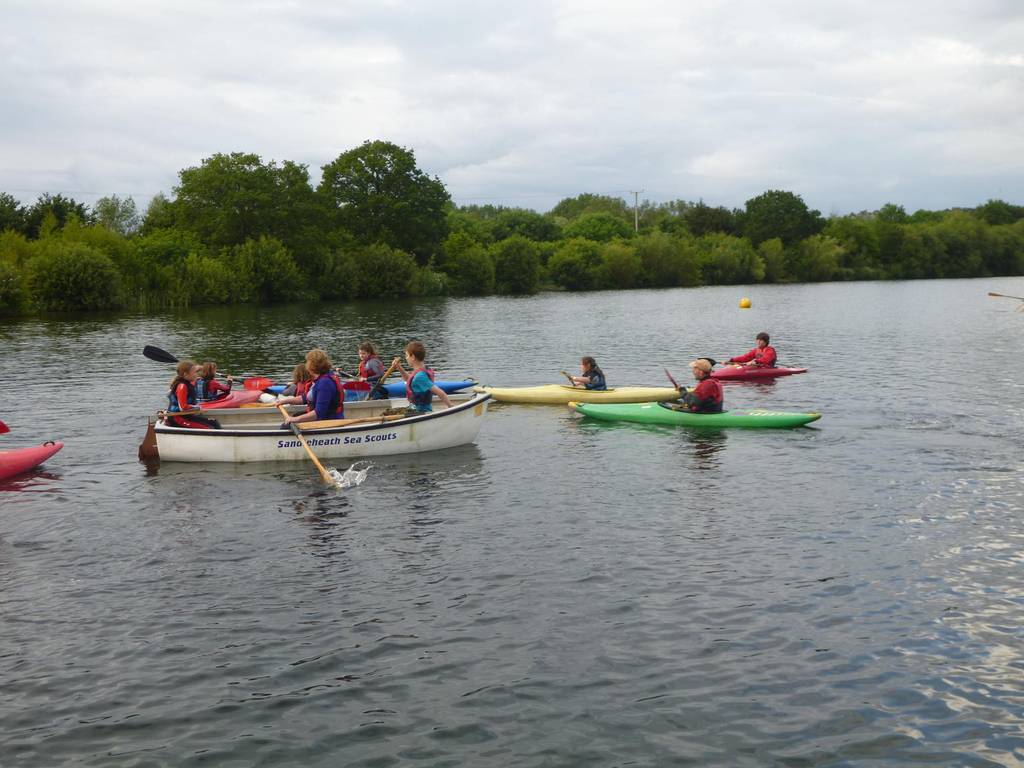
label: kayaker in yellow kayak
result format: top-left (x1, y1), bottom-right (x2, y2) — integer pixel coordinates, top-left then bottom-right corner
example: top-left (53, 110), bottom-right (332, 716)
top-left (569, 356), bottom-right (607, 390)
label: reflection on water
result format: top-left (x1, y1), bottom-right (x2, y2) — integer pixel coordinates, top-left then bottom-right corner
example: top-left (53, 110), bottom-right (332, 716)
top-left (1, 279), bottom-right (1024, 766)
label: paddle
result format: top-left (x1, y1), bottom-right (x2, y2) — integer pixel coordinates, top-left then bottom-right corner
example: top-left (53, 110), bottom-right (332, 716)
top-left (988, 291), bottom-right (1024, 301)
top-left (664, 367), bottom-right (681, 389)
top-left (0, 418), bottom-right (9, 435)
top-left (559, 370), bottom-right (577, 386)
top-left (243, 377), bottom-right (273, 391)
top-left (367, 359), bottom-right (401, 399)
top-left (278, 405), bottom-right (335, 485)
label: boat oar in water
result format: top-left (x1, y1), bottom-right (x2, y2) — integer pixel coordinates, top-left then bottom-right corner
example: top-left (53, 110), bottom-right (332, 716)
top-left (988, 291), bottom-right (1024, 305)
top-left (143, 345), bottom-right (271, 390)
top-left (278, 405), bottom-right (336, 486)
top-left (367, 359), bottom-right (402, 400)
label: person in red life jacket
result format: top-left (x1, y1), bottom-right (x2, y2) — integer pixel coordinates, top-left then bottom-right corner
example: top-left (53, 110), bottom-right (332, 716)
top-left (727, 331), bottom-right (777, 368)
top-left (196, 361), bottom-right (233, 401)
top-left (357, 341), bottom-right (388, 400)
top-left (277, 348), bottom-right (345, 425)
top-left (570, 356), bottom-right (607, 390)
top-left (675, 358), bottom-right (724, 413)
top-left (392, 340), bottom-right (452, 413)
top-left (279, 363), bottom-right (313, 399)
top-left (165, 360), bottom-right (220, 428)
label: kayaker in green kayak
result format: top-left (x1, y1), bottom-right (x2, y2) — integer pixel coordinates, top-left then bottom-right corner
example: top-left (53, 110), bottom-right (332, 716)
top-left (674, 358), bottom-right (723, 413)
top-left (569, 356), bottom-right (607, 390)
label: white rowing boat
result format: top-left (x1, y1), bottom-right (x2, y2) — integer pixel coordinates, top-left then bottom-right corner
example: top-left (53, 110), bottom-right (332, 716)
top-left (153, 393), bottom-right (491, 463)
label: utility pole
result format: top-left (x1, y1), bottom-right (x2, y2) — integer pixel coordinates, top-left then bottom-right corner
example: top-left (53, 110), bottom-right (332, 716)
top-left (629, 189), bottom-right (644, 232)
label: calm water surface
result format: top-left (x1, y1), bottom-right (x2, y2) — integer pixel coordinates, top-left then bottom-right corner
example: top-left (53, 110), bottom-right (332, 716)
top-left (1, 279), bottom-right (1023, 766)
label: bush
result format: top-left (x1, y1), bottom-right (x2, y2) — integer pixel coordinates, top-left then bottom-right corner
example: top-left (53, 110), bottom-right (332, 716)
top-left (180, 253), bottom-right (234, 305)
top-left (231, 236), bottom-right (306, 302)
top-left (598, 240), bottom-right (642, 289)
top-left (698, 233), bottom-right (765, 284)
top-left (27, 241), bottom-right (124, 311)
top-left (412, 265), bottom-right (449, 296)
top-left (548, 238), bottom-right (602, 290)
top-left (443, 236), bottom-right (495, 296)
top-left (492, 235), bottom-right (541, 295)
top-left (563, 212), bottom-right (634, 242)
top-left (0, 260), bottom-right (25, 314)
top-left (635, 231), bottom-right (700, 287)
top-left (351, 243), bottom-right (418, 299)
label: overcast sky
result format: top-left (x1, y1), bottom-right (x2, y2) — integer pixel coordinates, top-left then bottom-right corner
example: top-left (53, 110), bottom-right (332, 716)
top-left (2, 0), bottom-right (1022, 216)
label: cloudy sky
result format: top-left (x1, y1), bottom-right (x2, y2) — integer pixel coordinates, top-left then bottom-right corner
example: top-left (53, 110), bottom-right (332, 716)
top-left (2, 0), bottom-right (1022, 216)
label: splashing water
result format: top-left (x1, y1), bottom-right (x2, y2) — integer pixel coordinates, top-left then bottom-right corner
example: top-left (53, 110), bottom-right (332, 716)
top-left (327, 461), bottom-right (373, 488)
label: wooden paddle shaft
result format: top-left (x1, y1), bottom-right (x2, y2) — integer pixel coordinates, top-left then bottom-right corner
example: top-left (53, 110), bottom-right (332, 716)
top-left (278, 405), bottom-right (335, 484)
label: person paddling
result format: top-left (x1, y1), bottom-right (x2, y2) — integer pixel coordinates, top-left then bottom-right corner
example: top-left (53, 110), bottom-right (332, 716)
top-left (165, 360), bottom-right (220, 428)
top-left (674, 358), bottom-right (724, 413)
top-left (277, 349), bottom-right (346, 425)
top-left (570, 356), bottom-right (607, 390)
top-left (392, 341), bottom-right (453, 413)
top-left (196, 361), bottom-right (233, 401)
top-left (726, 332), bottom-right (777, 368)
top-left (357, 341), bottom-right (388, 399)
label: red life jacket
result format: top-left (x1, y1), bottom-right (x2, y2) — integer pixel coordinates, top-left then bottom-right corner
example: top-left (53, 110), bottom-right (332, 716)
top-left (295, 379), bottom-right (312, 399)
top-left (405, 366), bottom-right (435, 407)
top-left (358, 355), bottom-right (382, 379)
top-left (683, 377), bottom-right (724, 413)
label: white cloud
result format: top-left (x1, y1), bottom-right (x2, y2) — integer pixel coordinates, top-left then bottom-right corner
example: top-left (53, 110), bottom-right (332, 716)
top-left (0, 0), bottom-right (1022, 214)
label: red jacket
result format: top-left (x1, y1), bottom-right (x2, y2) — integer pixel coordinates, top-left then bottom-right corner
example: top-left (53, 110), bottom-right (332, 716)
top-left (730, 345), bottom-right (776, 367)
top-left (682, 378), bottom-right (723, 413)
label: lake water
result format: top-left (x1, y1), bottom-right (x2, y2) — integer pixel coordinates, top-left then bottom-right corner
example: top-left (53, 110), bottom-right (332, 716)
top-left (2, 278), bottom-right (1023, 766)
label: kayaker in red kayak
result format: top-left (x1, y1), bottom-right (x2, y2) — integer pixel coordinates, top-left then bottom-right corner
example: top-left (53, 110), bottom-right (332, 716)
top-left (674, 358), bottom-right (724, 413)
top-left (278, 349), bottom-right (346, 424)
top-left (726, 332), bottom-right (777, 368)
top-left (196, 361), bottom-right (233, 401)
top-left (570, 356), bottom-right (607, 390)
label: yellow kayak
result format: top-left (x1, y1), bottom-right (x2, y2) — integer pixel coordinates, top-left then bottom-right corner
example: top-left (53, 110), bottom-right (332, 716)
top-left (473, 384), bottom-right (680, 405)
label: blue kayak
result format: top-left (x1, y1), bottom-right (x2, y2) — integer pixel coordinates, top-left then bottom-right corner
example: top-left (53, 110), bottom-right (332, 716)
top-left (265, 379), bottom-right (476, 398)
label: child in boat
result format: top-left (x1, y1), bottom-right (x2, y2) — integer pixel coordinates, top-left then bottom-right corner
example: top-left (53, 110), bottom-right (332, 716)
top-left (357, 341), bottom-right (388, 399)
top-left (727, 332), bottom-right (777, 368)
top-left (392, 341), bottom-right (453, 413)
top-left (166, 360), bottom-right (220, 428)
top-left (196, 361), bottom-right (233, 401)
top-left (278, 349), bottom-right (346, 425)
top-left (675, 358), bottom-right (724, 413)
top-left (279, 363), bottom-right (313, 399)
top-left (570, 356), bottom-right (607, 390)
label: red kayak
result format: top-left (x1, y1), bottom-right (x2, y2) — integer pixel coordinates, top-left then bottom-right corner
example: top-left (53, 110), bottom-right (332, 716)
top-left (712, 365), bottom-right (808, 381)
top-left (199, 390), bottom-right (262, 409)
top-left (0, 440), bottom-right (64, 482)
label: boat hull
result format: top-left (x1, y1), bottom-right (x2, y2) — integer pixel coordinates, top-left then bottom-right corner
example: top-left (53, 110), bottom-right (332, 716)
top-left (474, 384), bottom-right (680, 405)
top-left (0, 441), bottom-right (64, 481)
top-left (198, 390), bottom-right (263, 409)
top-left (571, 401), bottom-right (821, 428)
top-left (155, 394), bottom-right (491, 462)
top-left (711, 366), bottom-right (807, 381)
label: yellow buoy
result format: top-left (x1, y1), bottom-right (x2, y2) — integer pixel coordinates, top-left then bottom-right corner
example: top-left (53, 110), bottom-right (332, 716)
top-left (739, 297), bottom-right (752, 308)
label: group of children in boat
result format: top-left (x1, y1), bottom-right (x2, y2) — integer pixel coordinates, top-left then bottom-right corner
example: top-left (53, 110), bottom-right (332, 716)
top-left (165, 341), bottom-right (452, 428)
top-left (569, 332), bottom-right (778, 414)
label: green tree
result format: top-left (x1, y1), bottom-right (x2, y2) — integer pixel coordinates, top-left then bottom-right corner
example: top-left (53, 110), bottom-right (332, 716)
top-left (974, 199), bottom-right (1024, 226)
top-left (491, 235), bottom-right (540, 295)
top-left (635, 230), bottom-right (701, 287)
top-left (698, 233), bottom-right (765, 284)
top-left (140, 192), bottom-right (177, 234)
top-left (740, 190), bottom-right (824, 245)
top-left (0, 193), bottom-right (28, 235)
top-left (876, 203), bottom-right (909, 224)
top-left (442, 233), bottom-right (494, 295)
top-left (230, 236), bottom-right (307, 303)
top-left (180, 253), bottom-right (234, 306)
top-left (446, 208), bottom-right (493, 247)
top-left (319, 140), bottom-right (450, 264)
top-left (0, 260), bottom-right (25, 314)
top-left (491, 208), bottom-right (562, 242)
top-left (549, 193), bottom-right (630, 221)
top-left (792, 235), bottom-right (843, 282)
top-left (27, 241), bottom-right (124, 311)
top-left (24, 194), bottom-right (92, 238)
top-left (350, 243), bottom-right (418, 299)
top-left (598, 240), bottom-right (642, 289)
top-left (757, 238), bottom-right (788, 283)
top-left (683, 201), bottom-right (738, 236)
top-left (93, 194), bottom-right (140, 235)
top-left (563, 212), bottom-right (634, 242)
top-left (548, 237), bottom-right (602, 290)
top-left (824, 216), bottom-right (881, 278)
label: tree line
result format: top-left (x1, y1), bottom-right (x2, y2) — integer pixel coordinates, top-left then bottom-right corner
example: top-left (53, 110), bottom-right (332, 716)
top-left (1, 140), bottom-right (1023, 316)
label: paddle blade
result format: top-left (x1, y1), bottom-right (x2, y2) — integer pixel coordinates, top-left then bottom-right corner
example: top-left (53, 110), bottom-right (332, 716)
top-left (244, 377), bottom-right (273, 391)
top-left (143, 345), bottom-right (178, 364)
top-left (0, 418), bottom-right (9, 434)
top-left (663, 367), bottom-right (680, 389)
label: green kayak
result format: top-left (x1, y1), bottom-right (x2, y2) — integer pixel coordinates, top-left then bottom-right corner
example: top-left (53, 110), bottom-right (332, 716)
top-left (570, 401), bottom-right (821, 428)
